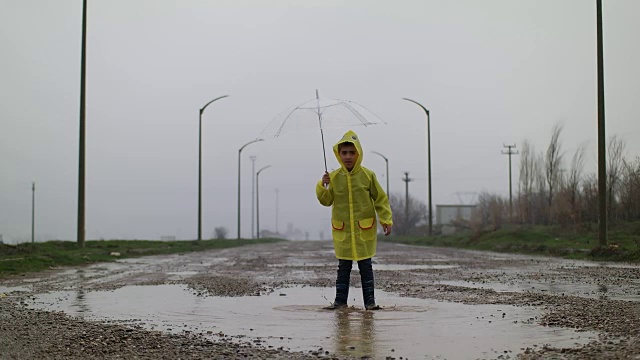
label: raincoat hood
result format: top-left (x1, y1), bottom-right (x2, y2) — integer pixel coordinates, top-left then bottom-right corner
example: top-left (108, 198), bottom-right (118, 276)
top-left (333, 130), bottom-right (363, 172)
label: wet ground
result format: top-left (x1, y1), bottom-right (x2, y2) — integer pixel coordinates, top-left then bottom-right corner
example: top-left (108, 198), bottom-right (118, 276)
top-left (2, 240), bottom-right (640, 359)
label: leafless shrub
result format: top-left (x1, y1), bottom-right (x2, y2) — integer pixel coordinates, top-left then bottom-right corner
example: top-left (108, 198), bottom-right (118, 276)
top-left (389, 192), bottom-right (427, 235)
top-left (619, 156), bottom-right (640, 221)
top-left (607, 136), bottom-right (626, 221)
top-left (474, 192), bottom-right (508, 231)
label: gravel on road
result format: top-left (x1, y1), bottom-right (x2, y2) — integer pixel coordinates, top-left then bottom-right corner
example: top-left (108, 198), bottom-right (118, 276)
top-left (2, 240), bottom-right (640, 359)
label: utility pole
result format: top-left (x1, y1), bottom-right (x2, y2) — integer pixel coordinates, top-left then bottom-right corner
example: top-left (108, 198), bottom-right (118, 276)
top-left (31, 182), bottom-right (35, 244)
top-left (250, 156), bottom-right (257, 239)
top-left (596, 0), bottom-right (607, 247)
top-left (402, 172), bottom-right (413, 230)
top-left (502, 144), bottom-right (518, 219)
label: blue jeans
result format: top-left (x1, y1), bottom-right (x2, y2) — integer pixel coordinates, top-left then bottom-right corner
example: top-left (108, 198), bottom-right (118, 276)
top-left (334, 258), bottom-right (376, 306)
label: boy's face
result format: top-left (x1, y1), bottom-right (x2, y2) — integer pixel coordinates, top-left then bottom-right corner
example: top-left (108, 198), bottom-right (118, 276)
top-left (339, 144), bottom-right (358, 171)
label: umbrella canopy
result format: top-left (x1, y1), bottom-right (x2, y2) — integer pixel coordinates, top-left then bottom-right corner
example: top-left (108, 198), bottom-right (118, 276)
top-left (259, 90), bottom-right (386, 171)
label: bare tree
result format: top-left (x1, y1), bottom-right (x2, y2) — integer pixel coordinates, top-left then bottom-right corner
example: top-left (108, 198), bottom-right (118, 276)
top-left (544, 124), bottom-right (564, 217)
top-left (567, 144), bottom-right (586, 222)
top-left (518, 140), bottom-right (537, 224)
top-left (607, 136), bottom-right (625, 221)
top-left (535, 153), bottom-right (547, 223)
top-left (517, 138), bottom-right (550, 226)
top-left (213, 226), bottom-right (228, 239)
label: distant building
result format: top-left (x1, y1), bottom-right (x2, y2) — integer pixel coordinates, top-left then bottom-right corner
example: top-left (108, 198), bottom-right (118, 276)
top-left (436, 205), bottom-right (476, 235)
top-left (259, 229), bottom-right (287, 240)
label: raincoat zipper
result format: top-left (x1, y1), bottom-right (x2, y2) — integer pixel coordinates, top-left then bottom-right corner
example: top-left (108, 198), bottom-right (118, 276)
top-left (347, 171), bottom-right (356, 259)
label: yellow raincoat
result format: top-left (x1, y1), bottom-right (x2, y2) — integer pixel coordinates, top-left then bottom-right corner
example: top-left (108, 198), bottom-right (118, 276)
top-left (316, 130), bottom-right (393, 261)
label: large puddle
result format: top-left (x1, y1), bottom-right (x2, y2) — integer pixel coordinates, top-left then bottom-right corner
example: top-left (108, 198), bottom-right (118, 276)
top-left (26, 285), bottom-right (596, 359)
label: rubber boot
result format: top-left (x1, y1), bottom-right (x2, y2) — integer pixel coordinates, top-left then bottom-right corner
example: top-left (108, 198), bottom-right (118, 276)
top-left (358, 258), bottom-right (379, 309)
top-left (332, 259), bottom-right (352, 307)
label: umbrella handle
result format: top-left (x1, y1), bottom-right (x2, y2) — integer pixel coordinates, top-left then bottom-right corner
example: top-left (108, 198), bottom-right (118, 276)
top-left (320, 127), bottom-right (329, 188)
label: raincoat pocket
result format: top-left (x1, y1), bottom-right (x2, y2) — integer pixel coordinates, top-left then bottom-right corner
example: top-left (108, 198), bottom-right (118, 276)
top-left (358, 218), bottom-right (376, 241)
top-left (331, 219), bottom-right (346, 242)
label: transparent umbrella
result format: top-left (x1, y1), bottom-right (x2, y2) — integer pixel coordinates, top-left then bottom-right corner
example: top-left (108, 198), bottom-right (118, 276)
top-left (258, 90), bottom-right (386, 171)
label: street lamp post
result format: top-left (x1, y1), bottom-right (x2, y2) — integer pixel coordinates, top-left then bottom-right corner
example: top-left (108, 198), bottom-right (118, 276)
top-left (596, 0), bottom-right (607, 247)
top-left (237, 139), bottom-right (263, 239)
top-left (403, 98), bottom-right (433, 236)
top-left (77, 0), bottom-right (87, 247)
top-left (250, 156), bottom-right (257, 238)
top-left (256, 165), bottom-right (272, 239)
top-left (371, 151), bottom-right (389, 196)
top-left (198, 95), bottom-right (229, 241)
top-left (275, 188), bottom-right (279, 234)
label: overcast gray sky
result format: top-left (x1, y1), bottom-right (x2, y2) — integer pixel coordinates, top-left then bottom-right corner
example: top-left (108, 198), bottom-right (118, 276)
top-left (2, 0), bottom-right (639, 243)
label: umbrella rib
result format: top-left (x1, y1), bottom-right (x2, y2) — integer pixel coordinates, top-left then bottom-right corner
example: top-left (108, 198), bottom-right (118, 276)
top-left (340, 101), bottom-right (374, 126)
top-left (275, 108), bottom-right (299, 137)
top-left (298, 102), bottom-right (342, 110)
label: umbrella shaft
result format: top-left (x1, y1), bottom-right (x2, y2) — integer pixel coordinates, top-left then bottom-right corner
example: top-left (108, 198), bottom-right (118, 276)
top-left (320, 127), bottom-right (327, 172)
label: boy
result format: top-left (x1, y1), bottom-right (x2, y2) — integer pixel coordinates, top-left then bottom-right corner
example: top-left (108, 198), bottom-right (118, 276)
top-left (316, 130), bottom-right (393, 310)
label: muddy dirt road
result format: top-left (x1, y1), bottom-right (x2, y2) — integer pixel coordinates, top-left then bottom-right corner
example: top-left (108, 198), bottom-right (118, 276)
top-left (2, 240), bottom-right (640, 359)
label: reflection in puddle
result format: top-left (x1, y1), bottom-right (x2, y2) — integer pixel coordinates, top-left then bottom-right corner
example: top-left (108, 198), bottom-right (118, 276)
top-left (334, 309), bottom-right (375, 357)
top-left (26, 285), bottom-right (596, 359)
top-left (71, 288), bottom-right (90, 314)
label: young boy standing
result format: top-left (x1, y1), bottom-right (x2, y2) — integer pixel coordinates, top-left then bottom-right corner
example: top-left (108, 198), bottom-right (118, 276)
top-left (316, 130), bottom-right (393, 310)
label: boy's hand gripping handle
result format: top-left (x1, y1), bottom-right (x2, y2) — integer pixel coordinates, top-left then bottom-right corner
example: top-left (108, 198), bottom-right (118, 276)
top-left (322, 172), bottom-right (330, 188)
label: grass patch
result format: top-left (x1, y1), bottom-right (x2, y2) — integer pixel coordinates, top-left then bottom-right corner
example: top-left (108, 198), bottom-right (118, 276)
top-left (383, 221), bottom-right (640, 262)
top-left (0, 238), bottom-right (284, 277)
